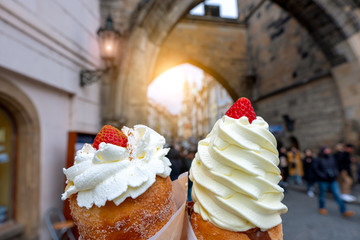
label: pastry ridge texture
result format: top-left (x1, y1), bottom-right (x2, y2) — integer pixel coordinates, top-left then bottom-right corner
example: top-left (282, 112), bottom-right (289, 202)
top-left (70, 176), bottom-right (176, 240)
top-left (191, 211), bottom-right (283, 240)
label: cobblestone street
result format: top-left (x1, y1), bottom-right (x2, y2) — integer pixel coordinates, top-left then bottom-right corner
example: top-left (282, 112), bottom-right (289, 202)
top-left (282, 186), bottom-right (360, 240)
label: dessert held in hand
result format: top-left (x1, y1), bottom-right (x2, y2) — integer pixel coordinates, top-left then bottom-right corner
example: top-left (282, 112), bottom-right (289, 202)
top-left (62, 125), bottom-right (176, 240)
top-left (189, 97), bottom-right (288, 240)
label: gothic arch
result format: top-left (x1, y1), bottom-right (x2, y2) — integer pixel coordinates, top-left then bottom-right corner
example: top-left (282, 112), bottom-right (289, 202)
top-left (150, 59), bottom-right (238, 101)
top-left (113, 0), bottom-right (360, 125)
top-left (127, 0), bottom-right (360, 65)
top-left (0, 77), bottom-right (40, 240)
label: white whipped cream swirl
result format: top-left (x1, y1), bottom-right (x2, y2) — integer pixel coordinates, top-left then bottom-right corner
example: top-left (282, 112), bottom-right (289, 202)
top-left (190, 116), bottom-right (287, 231)
top-left (61, 125), bottom-right (171, 209)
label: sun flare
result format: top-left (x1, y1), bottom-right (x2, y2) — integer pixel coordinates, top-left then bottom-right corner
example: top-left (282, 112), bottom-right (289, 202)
top-left (147, 64), bottom-right (204, 114)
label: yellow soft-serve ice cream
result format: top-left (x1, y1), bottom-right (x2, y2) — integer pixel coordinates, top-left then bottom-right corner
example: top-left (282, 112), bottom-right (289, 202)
top-left (189, 97), bottom-right (287, 240)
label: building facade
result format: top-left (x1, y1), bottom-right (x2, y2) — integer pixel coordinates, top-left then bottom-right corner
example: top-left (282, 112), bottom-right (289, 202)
top-left (177, 73), bottom-right (233, 142)
top-left (0, 1), bottom-right (102, 239)
top-left (147, 99), bottom-right (178, 143)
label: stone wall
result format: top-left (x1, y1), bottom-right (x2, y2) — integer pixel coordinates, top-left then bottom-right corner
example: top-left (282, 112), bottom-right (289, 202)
top-left (238, 0), bottom-right (347, 150)
top-left (256, 76), bottom-right (344, 152)
top-left (243, 1), bottom-right (331, 98)
top-left (104, 0), bottom-right (360, 149)
top-left (101, 0), bottom-right (142, 33)
top-left (332, 59), bottom-right (360, 145)
top-left (153, 16), bottom-right (248, 100)
top-left (237, 0), bottom-right (262, 21)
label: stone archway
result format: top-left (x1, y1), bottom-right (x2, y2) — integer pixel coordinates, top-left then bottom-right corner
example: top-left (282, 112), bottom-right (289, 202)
top-left (107, 0), bottom-right (360, 143)
top-left (151, 16), bottom-right (249, 101)
top-left (147, 62), bottom-right (234, 141)
top-left (151, 59), bottom-right (238, 101)
top-left (0, 78), bottom-right (40, 240)
top-left (111, 0), bottom-right (203, 125)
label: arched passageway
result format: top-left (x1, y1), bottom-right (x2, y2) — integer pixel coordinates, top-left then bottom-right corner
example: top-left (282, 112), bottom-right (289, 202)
top-left (152, 16), bottom-right (248, 101)
top-left (147, 63), bottom-right (233, 143)
top-left (101, 0), bottom-right (360, 147)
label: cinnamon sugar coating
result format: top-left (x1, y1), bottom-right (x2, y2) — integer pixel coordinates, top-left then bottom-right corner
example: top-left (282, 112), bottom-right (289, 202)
top-left (70, 176), bottom-right (176, 240)
top-left (190, 211), bottom-right (283, 240)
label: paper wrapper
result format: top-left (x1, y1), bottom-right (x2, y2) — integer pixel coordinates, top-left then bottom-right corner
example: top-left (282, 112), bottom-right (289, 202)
top-left (148, 172), bottom-right (189, 240)
top-left (187, 212), bottom-right (198, 240)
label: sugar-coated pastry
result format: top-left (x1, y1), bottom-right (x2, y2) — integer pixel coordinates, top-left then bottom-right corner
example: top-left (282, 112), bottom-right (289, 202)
top-left (69, 176), bottom-right (175, 240)
top-left (191, 210), bottom-right (283, 240)
top-left (62, 125), bottom-right (175, 240)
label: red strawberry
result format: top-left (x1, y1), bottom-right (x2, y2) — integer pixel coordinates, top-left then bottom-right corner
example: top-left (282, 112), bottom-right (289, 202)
top-left (225, 97), bottom-right (256, 123)
top-left (92, 125), bottom-right (127, 149)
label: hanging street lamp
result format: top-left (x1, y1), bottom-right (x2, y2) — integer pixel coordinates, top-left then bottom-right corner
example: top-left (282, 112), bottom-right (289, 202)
top-left (80, 14), bottom-right (121, 87)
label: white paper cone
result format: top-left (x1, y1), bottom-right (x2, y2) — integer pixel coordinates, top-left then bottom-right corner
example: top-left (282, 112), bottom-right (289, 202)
top-left (148, 172), bottom-right (188, 240)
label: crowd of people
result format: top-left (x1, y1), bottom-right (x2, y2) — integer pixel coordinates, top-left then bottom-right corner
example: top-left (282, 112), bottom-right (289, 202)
top-left (166, 141), bottom-right (197, 201)
top-left (278, 143), bottom-right (358, 217)
top-left (167, 139), bottom-right (358, 218)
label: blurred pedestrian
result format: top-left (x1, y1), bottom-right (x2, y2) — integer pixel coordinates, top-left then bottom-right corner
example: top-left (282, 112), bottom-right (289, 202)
top-left (303, 149), bottom-right (316, 198)
top-left (313, 146), bottom-right (355, 217)
top-left (279, 147), bottom-right (289, 186)
top-left (168, 146), bottom-right (184, 181)
top-left (337, 144), bottom-right (356, 202)
top-left (184, 149), bottom-right (195, 172)
top-left (333, 143), bottom-right (344, 168)
top-left (358, 162), bottom-right (360, 184)
top-left (288, 146), bottom-right (303, 184)
top-left (185, 149), bottom-right (196, 201)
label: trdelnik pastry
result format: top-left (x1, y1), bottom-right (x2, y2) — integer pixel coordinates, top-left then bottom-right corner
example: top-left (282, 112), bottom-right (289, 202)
top-left (62, 125), bottom-right (176, 240)
top-left (189, 97), bottom-right (288, 240)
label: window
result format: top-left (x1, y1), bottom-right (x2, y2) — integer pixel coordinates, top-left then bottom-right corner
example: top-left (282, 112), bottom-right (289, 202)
top-left (0, 107), bottom-right (15, 224)
top-left (190, 0), bottom-right (238, 19)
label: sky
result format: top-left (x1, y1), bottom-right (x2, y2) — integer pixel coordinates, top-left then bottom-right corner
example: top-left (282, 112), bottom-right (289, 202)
top-left (190, 0), bottom-right (238, 19)
top-left (147, 64), bottom-right (204, 115)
